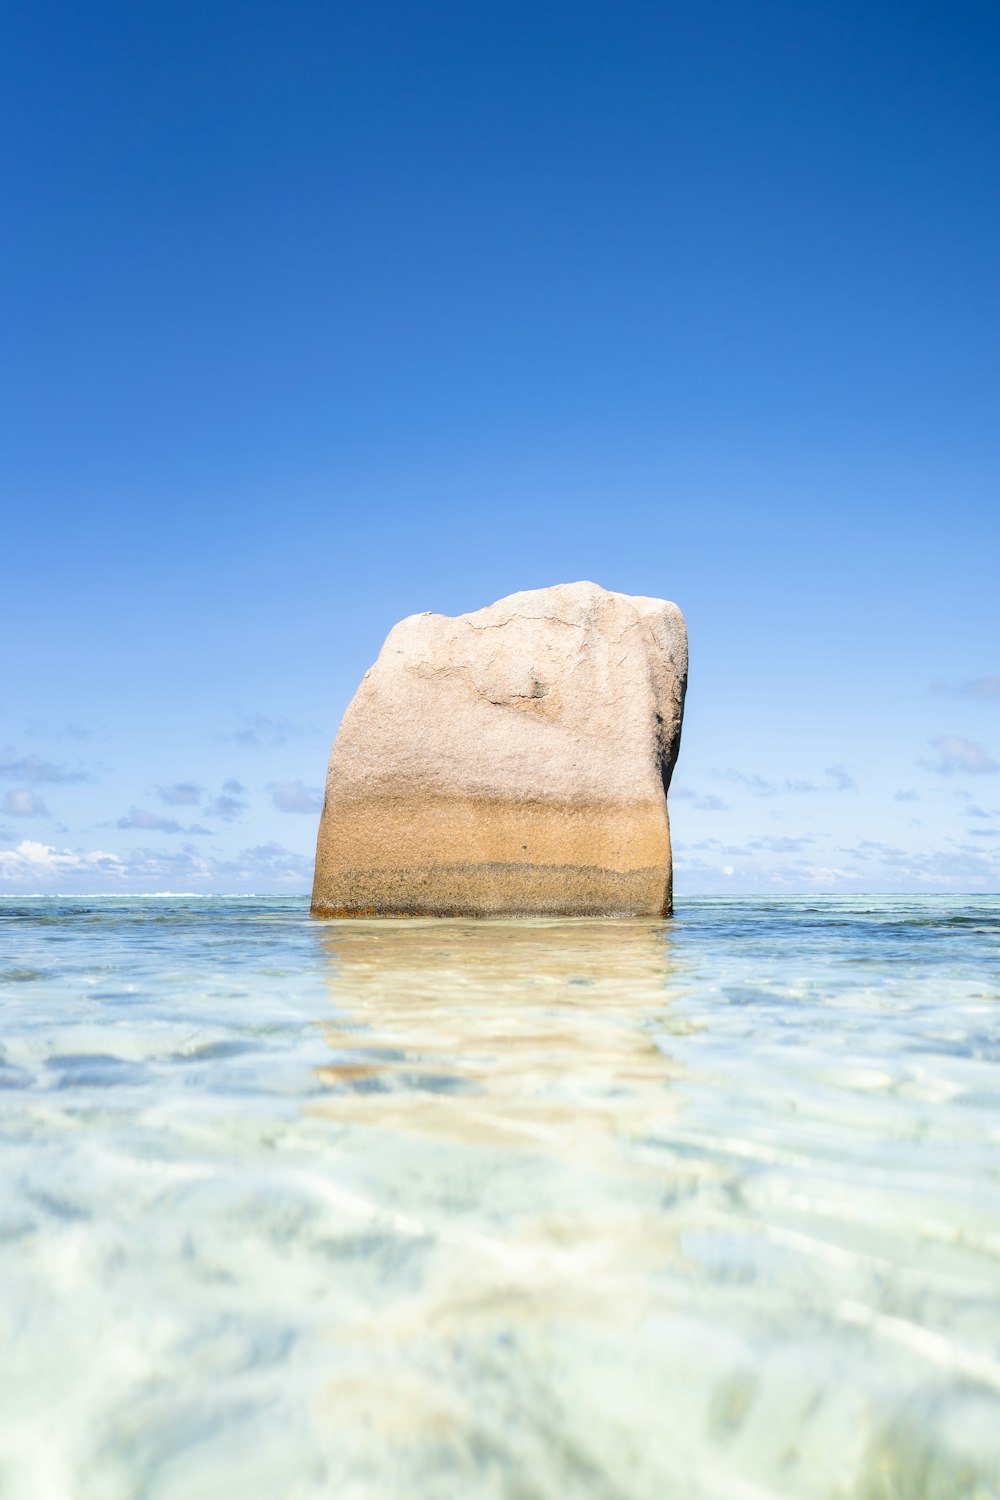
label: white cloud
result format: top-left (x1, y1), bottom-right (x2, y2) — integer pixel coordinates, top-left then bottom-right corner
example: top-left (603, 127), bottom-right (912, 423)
top-left (0, 840), bottom-right (311, 893)
top-left (672, 830), bottom-right (1000, 894)
top-left (0, 752), bottom-right (93, 784)
top-left (715, 765), bottom-right (856, 796)
top-left (226, 842), bottom-right (312, 884)
top-left (219, 714), bottom-right (316, 748)
top-left (671, 785), bottom-right (730, 811)
top-left (204, 791), bottom-right (246, 821)
top-left (268, 780), bottom-right (324, 814)
top-left (0, 841), bottom-right (126, 884)
top-left (158, 781), bottom-right (203, 806)
top-left (3, 789), bottom-right (49, 818)
top-left (117, 808), bottom-right (184, 833)
top-left (930, 676), bottom-right (1000, 701)
top-left (115, 808), bottom-right (210, 835)
top-left (747, 834), bottom-right (815, 852)
top-left (924, 735), bottom-right (999, 776)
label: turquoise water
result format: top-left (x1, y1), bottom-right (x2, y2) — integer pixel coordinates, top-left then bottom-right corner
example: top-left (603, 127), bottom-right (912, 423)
top-left (1, 896), bottom-right (999, 1499)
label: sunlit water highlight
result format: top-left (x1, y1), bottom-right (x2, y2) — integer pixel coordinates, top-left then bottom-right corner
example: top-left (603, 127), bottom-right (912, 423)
top-left (1, 896), bottom-right (999, 1498)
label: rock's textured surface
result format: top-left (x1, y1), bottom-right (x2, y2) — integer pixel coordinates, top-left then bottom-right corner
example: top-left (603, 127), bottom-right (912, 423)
top-left (311, 582), bottom-right (687, 917)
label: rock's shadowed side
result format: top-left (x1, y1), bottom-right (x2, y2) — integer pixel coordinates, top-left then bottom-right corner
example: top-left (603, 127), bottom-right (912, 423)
top-left (311, 581), bottom-right (687, 917)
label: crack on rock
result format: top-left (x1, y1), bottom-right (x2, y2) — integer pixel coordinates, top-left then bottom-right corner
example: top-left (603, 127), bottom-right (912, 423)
top-left (466, 612), bottom-right (583, 631)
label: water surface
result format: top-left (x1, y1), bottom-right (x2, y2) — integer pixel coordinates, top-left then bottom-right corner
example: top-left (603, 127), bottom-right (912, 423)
top-left (1, 897), bottom-right (999, 1498)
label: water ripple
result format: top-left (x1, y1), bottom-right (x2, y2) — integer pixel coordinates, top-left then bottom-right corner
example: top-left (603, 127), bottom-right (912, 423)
top-left (0, 896), bottom-right (998, 1497)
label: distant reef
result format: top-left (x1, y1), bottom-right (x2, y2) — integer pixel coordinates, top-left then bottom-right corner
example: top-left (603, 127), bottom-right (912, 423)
top-left (311, 581), bottom-right (687, 917)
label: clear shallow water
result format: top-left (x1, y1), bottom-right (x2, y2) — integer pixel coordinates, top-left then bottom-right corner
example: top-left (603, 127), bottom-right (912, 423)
top-left (1, 897), bottom-right (999, 1500)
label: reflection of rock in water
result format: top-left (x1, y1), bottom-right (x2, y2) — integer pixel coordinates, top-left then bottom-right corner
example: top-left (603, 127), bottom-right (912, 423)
top-left (306, 919), bottom-right (705, 1492)
top-left (312, 918), bottom-right (686, 1151)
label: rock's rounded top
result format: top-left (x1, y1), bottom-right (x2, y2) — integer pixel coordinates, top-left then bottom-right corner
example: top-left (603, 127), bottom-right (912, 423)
top-left (395, 579), bottom-right (684, 635)
top-left (346, 582), bottom-right (686, 806)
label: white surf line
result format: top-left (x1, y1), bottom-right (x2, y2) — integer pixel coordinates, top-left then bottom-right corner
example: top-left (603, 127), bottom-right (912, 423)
top-left (836, 1299), bottom-right (1000, 1394)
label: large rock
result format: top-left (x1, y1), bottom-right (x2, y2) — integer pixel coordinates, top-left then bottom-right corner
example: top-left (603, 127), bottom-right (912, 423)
top-left (311, 581), bottom-right (687, 917)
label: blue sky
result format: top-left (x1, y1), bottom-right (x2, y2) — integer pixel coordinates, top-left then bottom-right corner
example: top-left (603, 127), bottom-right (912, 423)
top-left (2, 0), bottom-right (998, 894)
